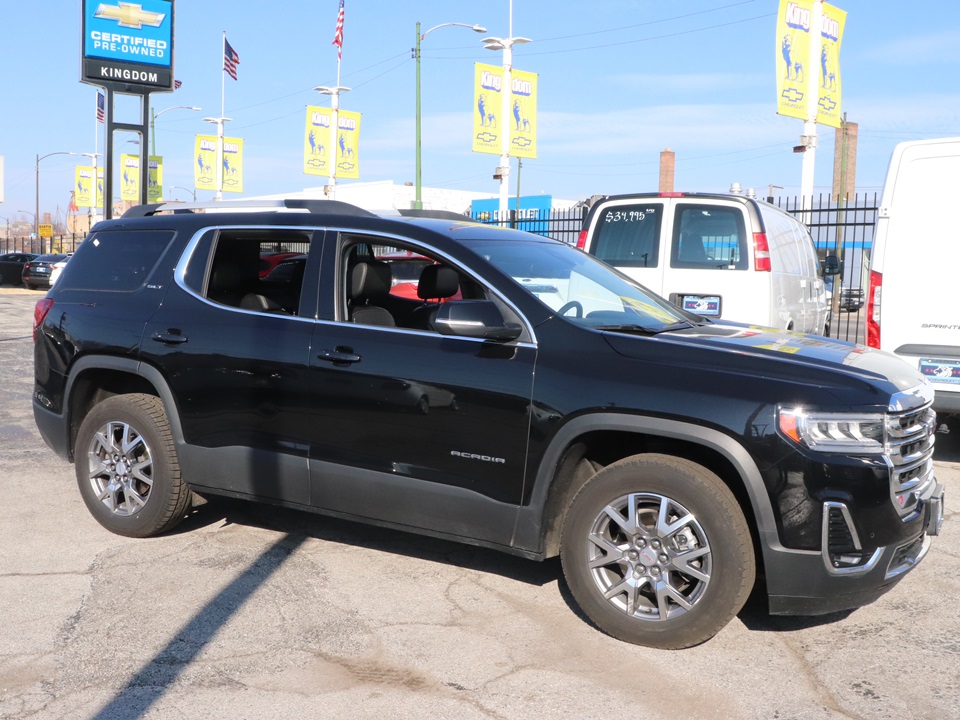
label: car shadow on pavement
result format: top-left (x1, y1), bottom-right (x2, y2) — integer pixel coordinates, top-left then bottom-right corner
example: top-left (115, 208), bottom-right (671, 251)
top-left (173, 494), bottom-right (864, 641)
top-left (175, 492), bottom-right (562, 588)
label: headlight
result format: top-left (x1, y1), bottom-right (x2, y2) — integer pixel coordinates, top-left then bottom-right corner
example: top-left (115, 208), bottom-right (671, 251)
top-left (778, 408), bottom-right (885, 454)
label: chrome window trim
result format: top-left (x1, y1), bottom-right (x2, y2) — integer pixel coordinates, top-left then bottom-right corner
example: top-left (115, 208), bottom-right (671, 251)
top-left (172, 224), bottom-right (539, 345)
top-left (173, 224), bottom-right (316, 324)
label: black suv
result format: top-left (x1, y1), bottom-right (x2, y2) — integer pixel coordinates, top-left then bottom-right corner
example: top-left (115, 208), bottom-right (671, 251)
top-left (33, 199), bottom-right (944, 649)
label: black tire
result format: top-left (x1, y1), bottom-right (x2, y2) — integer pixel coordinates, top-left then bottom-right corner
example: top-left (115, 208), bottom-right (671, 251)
top-left (560, 454), bottom-right (755, 649)
top-left (75, 393), bottom-right (190, 538)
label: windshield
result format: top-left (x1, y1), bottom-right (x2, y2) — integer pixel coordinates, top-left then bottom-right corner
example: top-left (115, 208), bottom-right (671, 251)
top-left (463, 239), bottom-right (694, 331)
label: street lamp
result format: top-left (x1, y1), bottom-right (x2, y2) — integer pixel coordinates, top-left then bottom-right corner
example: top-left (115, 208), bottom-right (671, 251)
top-left (481, 1), bottom-right (531, 214)
top-left (36, 152), bottom-right (76, 246)
top-left (414, 21), bottom-right (486, 210)
top-left (313, 85), bottom-right (351, 200)
top-left (151, 105), bottom-right (201, 156)
top-left (202, 116), bottom-right (232, 200)
top-left (169, 185), bottom-right (197, 202)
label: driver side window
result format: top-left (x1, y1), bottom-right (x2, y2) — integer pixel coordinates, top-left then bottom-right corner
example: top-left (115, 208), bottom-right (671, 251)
top-left (340, 239), bottom-right (489, 332)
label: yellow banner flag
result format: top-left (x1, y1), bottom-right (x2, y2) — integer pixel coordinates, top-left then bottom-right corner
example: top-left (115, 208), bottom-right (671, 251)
top-left (472, 63), bottom-right (538, 159)
top-left (304, 107), bottom-right (360, 179)
top-left (817, 3), bottom-right (846, 129)
top-left (75, 166), bottom-right (96, 208)
top-left (304, 105), bottom-right (333, 176)
top-left (194, 136), bottom-right (244, 193)
top-left (148, 156), bottom-right (163, 202)
top-left (222, 138), bottom-right (244, 193)
top-left (335, 110), bottom-right (360, 180)
top-left (775, 0), bottom-right (845, 128)
top-left (120, 154), bottom-right (140, 202)
top-left (195, 135), bottom-right (218, 191)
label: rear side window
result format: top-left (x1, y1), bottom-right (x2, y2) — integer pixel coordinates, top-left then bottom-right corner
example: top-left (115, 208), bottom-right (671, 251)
top-left (185, 228), bottom-right (313, 316)
top-left (60, 230), bottom-right (175, 291)
top-left (591, 204), bottom-right (662, 268)
top-left (671, 205), bottom-right (747, 270)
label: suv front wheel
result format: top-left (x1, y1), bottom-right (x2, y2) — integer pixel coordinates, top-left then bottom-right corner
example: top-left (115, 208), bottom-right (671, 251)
top-left (560, 454), bottom-right (755, 649)
top-left (75, 394), bottom-right (191, 537)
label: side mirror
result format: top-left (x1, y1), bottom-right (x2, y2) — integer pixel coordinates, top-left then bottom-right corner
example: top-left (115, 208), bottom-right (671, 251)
top-left (435, 300), bottom-right (523, 342)
top-left (821, 255), bottom-right (841, 276)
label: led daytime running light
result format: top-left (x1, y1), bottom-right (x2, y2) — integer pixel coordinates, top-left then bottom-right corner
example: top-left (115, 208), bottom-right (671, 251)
top-left (778, 408), bottom-right (885, 453)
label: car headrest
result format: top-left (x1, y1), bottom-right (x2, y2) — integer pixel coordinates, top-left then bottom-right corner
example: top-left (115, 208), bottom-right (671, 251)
top-left (417, 265), bottom-right (460, 300)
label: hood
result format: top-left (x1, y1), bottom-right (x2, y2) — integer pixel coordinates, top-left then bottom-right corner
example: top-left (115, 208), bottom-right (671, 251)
top-left (603, 321), bottom-right (928, 395)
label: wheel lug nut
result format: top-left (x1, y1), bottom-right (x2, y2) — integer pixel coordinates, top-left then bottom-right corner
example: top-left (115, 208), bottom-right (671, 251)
top-left (659, 554), bottom-right (669, 563)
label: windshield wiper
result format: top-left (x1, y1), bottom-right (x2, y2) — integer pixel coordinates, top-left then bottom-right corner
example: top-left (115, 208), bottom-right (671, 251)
top-left (596, 321), bottom-right (694, 335)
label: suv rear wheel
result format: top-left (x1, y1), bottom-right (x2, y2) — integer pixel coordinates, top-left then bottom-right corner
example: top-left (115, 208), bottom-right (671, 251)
top-left (560, 454), bottom-right (755, 649)
top-left (75, 394), bottom-right (191, 537)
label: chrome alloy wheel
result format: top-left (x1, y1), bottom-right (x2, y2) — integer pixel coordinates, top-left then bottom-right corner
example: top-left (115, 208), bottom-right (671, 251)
top-left (86, 420), bottom-right (155, 516)
top-left (585, 492), bottom-right (712, 621)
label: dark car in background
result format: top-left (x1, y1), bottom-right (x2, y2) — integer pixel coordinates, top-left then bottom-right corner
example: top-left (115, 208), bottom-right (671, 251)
top-left (0, 253), bottom-right (37, 286)
top-left (22, 254), bottom-right (70, 290)
top-left (840, 288), bottom-right (865, 312)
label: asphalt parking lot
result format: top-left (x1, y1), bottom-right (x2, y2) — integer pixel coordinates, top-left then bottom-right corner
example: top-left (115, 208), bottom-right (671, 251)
top-left (0, 286), bottom-right (957, 720)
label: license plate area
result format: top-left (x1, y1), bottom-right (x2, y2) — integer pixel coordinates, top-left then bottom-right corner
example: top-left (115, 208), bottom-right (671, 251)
top-left (676, 294), bottom-right (721, 317)
top-left (919, 358), bottom-right (960, 384)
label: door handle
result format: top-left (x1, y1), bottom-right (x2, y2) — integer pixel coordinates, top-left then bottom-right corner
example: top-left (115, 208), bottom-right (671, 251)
top-left (151, 331), bottom-right (188, 345)
top-left (317, 348), bottom-right (361, 364)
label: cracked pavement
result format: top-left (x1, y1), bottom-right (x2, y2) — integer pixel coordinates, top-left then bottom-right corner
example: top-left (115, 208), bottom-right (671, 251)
top-left (0, 288), bottom-right (957, 719)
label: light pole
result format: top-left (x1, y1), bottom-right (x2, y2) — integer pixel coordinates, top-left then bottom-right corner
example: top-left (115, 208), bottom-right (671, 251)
top-left (313, 85), bottom-right (351, 200)
top-left (414, 21), bottom-right (486, 210)
top-left (202, 116), bottom-right (231, 200)
top-left (151, 105), bottom-right (201, 156)
top-left (36, 152), bottom-right (77, 246)
top-left (481, 1), bottom-right (531, 215)
top-left (169, 185), bottom-right (197, 202)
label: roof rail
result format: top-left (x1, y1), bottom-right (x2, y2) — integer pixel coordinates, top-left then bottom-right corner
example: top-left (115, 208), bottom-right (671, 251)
top-left (121, 198), bottom-right (376, 219)
top-left (397, 208), bottom-right (472, 222)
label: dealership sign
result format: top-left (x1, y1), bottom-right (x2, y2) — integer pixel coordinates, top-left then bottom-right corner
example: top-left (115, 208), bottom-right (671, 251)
top-left (80, 0), bottom-right (175, 91)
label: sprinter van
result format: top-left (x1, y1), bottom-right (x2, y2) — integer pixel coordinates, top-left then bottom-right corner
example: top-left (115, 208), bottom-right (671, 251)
top-left (577, 192), bottom-right (835, 334)
top-left (868, 137), bottom-right (960, 415)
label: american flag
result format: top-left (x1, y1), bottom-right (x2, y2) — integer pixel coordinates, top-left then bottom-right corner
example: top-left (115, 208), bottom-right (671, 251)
top-left (223, 38), bottom-right (240, 80)
top-left (96, 91), bottom-right (105, 124)
top-left (332, 0), bottom-right (344, 59)
top-left (174, 79), bottom-right (182, 89)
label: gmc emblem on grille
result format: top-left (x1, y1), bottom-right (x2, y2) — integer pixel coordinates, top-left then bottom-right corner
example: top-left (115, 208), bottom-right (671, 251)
top-left (451, 450), bottom-right (506, 464)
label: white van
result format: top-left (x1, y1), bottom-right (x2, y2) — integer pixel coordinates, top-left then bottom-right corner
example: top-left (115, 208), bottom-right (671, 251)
top-left (577, 192), bottom-right (835, 334)
top-left (868, 137), bottom-right (960, 415)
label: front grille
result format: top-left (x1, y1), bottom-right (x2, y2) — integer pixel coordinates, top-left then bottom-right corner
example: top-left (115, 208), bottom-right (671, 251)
top-left (885, 403), bottom-right (936, 520)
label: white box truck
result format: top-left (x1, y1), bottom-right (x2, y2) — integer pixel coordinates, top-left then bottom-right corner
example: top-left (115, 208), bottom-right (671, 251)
top-left (868, 137), bottom-right (960, 415)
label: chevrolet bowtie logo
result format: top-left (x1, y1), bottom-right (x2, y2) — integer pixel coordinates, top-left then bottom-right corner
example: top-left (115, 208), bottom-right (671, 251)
top-left (95, 2), bottom-right (166, 29)
top-left (476, 132), bottom-right (497, 143)
top-left (512, 137), bottom-right (532, 148)
top-left (781, 88), bottom-right (804, 103)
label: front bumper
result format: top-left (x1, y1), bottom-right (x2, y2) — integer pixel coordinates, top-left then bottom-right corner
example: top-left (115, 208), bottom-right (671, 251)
top-left (767, 481), bottom-right (944, 616)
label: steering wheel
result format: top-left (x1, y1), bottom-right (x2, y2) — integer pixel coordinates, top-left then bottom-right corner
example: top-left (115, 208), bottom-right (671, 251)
top-left (557, 300), bottom-right (583, 318)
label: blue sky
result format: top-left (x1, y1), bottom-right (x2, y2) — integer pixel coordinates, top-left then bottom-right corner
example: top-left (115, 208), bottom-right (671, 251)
top-left (1, 0), bottom-right (958, 223)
